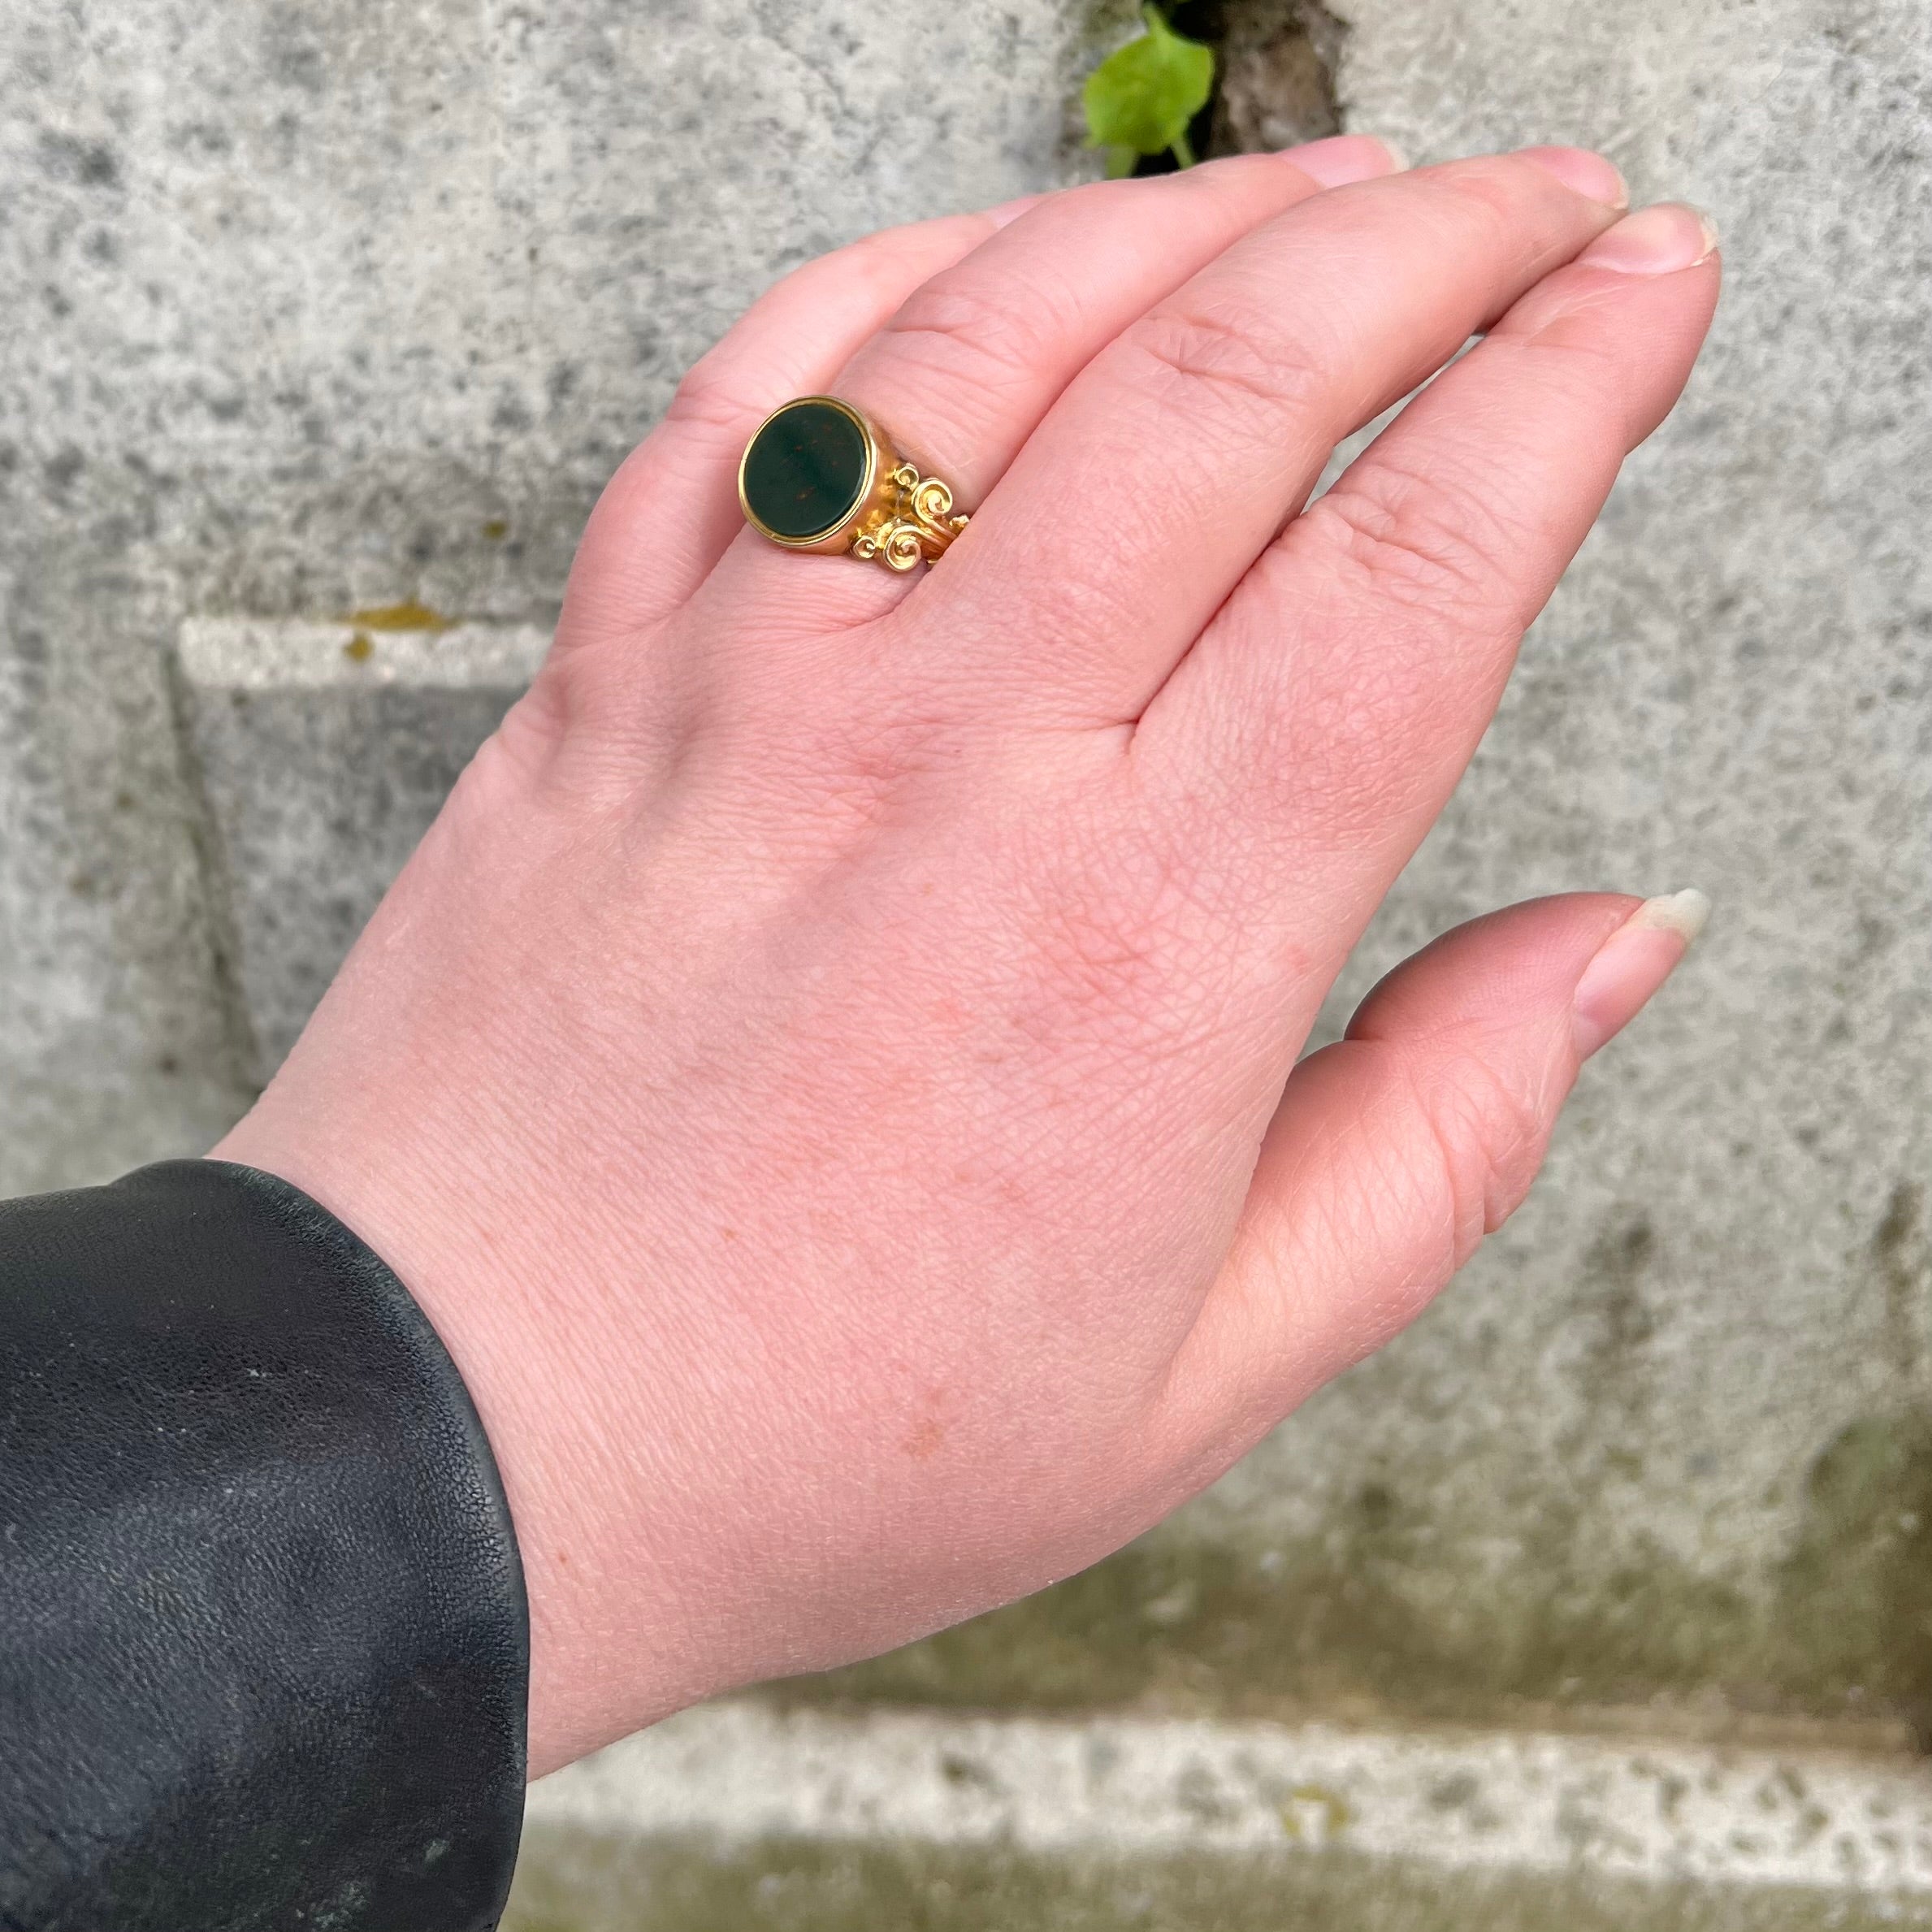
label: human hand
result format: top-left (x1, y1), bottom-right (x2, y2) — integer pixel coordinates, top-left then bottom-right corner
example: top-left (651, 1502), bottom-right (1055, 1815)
top-left (215, 135), bottom-right (1720, 1776)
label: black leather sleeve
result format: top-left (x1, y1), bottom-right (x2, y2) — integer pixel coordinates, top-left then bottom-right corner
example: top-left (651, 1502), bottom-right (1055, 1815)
top-left (0, 1160), bottom-right (528, 1932)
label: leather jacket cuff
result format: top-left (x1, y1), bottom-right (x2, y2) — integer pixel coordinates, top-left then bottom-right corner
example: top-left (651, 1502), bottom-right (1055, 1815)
top-left (0, 1159), bottom-right (528, 1932)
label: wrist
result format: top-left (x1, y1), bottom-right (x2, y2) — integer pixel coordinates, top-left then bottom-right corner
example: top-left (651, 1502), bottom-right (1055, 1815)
top-left (212, 1089), bottom-right (719, 1775)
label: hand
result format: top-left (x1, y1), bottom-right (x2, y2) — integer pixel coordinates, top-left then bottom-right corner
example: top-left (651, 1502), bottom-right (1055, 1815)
top-left (215, 136), bottom-right (1720, 1777)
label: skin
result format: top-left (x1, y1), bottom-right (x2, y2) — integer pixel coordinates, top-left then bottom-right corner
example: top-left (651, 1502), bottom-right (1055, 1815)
top-left (215, 136), bottom-right (1722, 1778)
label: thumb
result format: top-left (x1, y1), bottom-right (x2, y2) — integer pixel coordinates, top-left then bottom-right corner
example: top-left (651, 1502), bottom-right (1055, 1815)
top-left (1162, 889), bottom-right (1709, 1461)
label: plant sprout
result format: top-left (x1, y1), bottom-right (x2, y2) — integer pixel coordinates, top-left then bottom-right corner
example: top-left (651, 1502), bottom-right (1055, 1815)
top-left (1083, 4), bottom-right (1215, 178)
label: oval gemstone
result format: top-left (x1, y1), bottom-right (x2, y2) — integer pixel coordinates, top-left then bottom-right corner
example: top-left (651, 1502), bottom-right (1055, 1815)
top-left (742, 399), bottom-right (870, 541)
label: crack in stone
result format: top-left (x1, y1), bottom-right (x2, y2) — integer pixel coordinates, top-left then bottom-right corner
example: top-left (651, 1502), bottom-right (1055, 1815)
top-left (1207, 0), bottom-right (1347, 155)
top-left (1128, 0), bottom-right (1349, 177)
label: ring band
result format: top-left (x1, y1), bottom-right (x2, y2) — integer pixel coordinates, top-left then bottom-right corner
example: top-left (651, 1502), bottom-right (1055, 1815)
top-left (739, 396), bottom-right (968, 573)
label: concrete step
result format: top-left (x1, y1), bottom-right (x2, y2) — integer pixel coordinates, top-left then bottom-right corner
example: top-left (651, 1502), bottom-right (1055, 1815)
top-left (175, 617), bottom-right (1932, 1930)
top-left (506, 1700), bottom-right (1932, 1930)
top-left (174, 616), bottom-right (1932, 1753)
top-left (175, 615), bottom-right (546, 1072)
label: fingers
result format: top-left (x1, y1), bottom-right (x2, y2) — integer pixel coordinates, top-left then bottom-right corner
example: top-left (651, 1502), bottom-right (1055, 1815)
top-left (1140, 203), bottom-right (1720, 990)
top-left (1157, 890), bottom-right (1708, 1461)
top-left (920, 149), bottom-right (1630, 721)
top-left (709, 135), bottom-right (1401, 632)
top-left (554, 201), bottom-right (1038, 646)
top-left (842, 136), bottom-right (1400, 510)
top-left (830, 139), bottom-right (1406, 513)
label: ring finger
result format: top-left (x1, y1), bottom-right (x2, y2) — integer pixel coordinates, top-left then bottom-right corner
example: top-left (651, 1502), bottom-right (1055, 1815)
top-left (558, 200), bottom-right (1042, 645)
top-left (704, 136), bottom-right (1402, 631)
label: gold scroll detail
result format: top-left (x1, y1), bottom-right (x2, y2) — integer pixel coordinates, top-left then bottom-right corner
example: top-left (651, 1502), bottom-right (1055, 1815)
top-left (853, 463), bottom-right (968, 572)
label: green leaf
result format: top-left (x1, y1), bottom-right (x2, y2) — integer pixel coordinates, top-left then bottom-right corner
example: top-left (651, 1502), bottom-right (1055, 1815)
top-left (1083, 5), bottom-right (1215, 168)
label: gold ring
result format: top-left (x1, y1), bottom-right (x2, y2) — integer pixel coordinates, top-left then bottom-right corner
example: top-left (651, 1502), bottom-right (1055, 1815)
top-left (739, 396), bottom-right (968, 573)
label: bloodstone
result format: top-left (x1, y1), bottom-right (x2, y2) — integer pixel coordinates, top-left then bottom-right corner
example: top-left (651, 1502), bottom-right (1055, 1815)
top-left (742, 399), bottom-right (870, 541)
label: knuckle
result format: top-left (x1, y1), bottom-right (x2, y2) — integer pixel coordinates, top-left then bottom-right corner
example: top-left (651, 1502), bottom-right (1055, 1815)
top-left (873, 275), bottom-right (1056, 397)
top-left (1293, 652), bottom-right (1442, 821)
top-left (662, 353), bottom-right (762, 440)
top-left (1216, 562), bottom-right (1443, 827)
top-left (1295, 457), bottom-right (1527, 622)
top-left (1407, 1048), bottom-right (1552, 1264)
top-left (1423, 158), bottom-right (1526, 232)
top-left (1414, 155), bottom-right (1559, 248)
top-left (720, 690), bottom-right (980, 858)
top-left (1497, 322), bottom-right (1633, 416)
top-left (1125, 301), bottom-right (1328, 418)
top-left (1014, 821), bottom-right (1245, 1063)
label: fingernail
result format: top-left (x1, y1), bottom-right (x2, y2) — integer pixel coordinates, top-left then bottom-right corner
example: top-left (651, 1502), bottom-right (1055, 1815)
top-left (1291, 133), bottom-right (1407, 188)
top-left (1516, 144), bottom-right (1629, 209)
top-left (1575, 201), bottom-right (1720, 274)
top-left (1572, 889), bottom-right (1710, 1059)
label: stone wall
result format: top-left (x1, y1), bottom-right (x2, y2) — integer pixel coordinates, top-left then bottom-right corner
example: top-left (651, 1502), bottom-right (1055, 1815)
top-left (6, 1), bottom-right (1930, 1925)
top-left (0, 0), bottom-right (1093, 1194)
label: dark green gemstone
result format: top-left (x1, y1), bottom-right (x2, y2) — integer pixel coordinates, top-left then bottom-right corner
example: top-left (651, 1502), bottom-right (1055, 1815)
top-left (743, 399), bottom-right (869, 541)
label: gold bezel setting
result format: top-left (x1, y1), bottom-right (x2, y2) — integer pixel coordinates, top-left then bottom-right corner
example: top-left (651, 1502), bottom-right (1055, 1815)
top-left (739, 396), bottom-right (967, 571)
top-left (738, 396), bottom-right (880, 553)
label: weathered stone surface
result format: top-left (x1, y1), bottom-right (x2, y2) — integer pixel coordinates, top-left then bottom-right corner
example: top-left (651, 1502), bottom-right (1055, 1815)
top-left (0, 0), bottom-right (1097, 1193)
top-left (0, 557), bottom-right (252, 1196)
top-left (506, 1834), bottom-right (1932, 1932)
top-left (1154, 0), bottom-right (1932, 1737)
top-left (786, 0), bottom-right (1932, 1751)
top-left (11, 0), bottom-right (1932, 1916)
top-left (176, 619), bottom-right (548, 1071)
top-left (503, 1701), bottom-right (1932, 1931)
top-left (1208, 0), bottom-right (1345, 155)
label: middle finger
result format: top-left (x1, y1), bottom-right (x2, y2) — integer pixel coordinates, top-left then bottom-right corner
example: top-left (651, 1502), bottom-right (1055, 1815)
top-left (916, 148), bottom-right (1628, 725)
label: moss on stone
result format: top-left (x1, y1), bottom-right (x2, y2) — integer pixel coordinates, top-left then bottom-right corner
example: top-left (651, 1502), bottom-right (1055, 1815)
top-left (773, 1407), bottom-right (1932, 1737)
top-left (344, 600), bottom-right (453, 631)
top-left (1776, 1408), bottom-right (1932, 1738)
